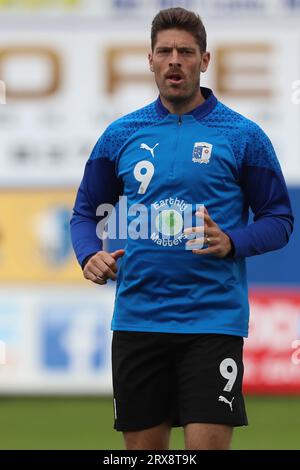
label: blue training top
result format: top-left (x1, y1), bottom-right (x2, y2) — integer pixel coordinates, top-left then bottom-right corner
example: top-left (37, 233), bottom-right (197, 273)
top-left (70, 87), bottom-right (294, 337)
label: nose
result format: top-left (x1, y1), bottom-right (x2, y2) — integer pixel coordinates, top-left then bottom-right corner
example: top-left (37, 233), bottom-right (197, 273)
top-left (169, 49), bottom-right (181, 68)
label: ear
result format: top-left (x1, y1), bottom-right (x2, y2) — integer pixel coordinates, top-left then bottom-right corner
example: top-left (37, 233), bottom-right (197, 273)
top-left (200, 51), bottom-right (211, 73)
top-left (148, 52), bottom-right (154, 72)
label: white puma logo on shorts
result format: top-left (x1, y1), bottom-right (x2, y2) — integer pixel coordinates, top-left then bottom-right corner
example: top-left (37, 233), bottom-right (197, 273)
top-left (218, 395), bottom-right (235, 412)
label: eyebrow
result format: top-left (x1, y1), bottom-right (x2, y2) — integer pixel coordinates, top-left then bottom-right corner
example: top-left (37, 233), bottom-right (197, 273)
top-left (155, 45), bottom-right (196, 51)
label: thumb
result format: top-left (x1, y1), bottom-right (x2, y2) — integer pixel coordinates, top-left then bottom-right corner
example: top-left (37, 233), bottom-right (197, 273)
top-left (110, 249), bottom-right (125, 260)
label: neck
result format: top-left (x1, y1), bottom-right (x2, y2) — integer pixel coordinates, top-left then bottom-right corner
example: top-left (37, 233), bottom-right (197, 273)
top-left (160, 88), bottom-right (205, 115)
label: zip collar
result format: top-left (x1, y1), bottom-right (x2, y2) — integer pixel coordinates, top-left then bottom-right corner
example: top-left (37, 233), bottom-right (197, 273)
top-left (155, 87), bottom-right (218, 120)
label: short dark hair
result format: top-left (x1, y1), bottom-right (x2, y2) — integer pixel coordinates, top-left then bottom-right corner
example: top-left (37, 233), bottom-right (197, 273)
top-left (151, 7), bottom-right (207, 52)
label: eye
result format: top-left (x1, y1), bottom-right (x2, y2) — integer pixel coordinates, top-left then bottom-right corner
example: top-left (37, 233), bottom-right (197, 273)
top-left (157, 49), bottom-right (170, 54)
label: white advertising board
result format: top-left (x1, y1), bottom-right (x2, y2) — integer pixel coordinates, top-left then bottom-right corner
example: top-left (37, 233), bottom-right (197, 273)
top-left (0, 29), bottom-right (299, 186)
top-left (0, 285), bottom-right (115, 394)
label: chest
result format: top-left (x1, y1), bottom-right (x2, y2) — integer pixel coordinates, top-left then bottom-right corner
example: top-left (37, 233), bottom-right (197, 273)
top-left (117, 120), bottom-right (238, 202)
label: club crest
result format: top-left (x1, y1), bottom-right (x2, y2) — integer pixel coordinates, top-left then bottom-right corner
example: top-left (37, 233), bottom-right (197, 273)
top-left (192, 142), bottom-right (213, 164)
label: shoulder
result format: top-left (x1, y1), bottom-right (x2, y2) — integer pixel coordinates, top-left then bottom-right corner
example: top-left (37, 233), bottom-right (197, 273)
top-left (205, 100), bottom-right (263, 138)
top-left (203, 101), bottom-right (278, 170)
top-left (90, 101), bottom-right (161, 161)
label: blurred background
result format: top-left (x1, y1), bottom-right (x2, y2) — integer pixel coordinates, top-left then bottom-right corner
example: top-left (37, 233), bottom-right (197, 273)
top-left (0, 0), bottom-right (300, 450)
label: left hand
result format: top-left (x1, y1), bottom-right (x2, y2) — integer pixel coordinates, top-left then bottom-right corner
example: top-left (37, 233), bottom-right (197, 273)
top-left (184, 207), bottom-right (233, 258)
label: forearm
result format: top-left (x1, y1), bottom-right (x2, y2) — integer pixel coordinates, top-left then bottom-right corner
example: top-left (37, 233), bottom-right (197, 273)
top-left (70, 156), bottom-right (123, 267)
top-left (70, 214), bottom-right (102, 267)
top-left (226, 216), bottom-right (293, 258)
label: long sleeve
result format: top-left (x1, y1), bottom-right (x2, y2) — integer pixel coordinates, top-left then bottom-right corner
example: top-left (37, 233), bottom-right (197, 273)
top-left (225, 125), bottom-right (294, 258)
top-left (70, 138), bottom-right (123, 267)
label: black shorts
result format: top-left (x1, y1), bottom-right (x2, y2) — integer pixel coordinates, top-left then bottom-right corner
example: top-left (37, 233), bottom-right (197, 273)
top-left (111, 331), bottom-right (248, 432)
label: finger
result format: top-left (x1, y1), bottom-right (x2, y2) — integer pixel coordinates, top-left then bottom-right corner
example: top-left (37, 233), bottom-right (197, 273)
top-left (188, 235), bottom-right (217, 247)
top-left (84, 270), bottom-right (107, 285)
top-left (184, 226), bottom-right (205, 236)
top-left (91, 257), bottom-right (117, 281)
top-left (111, 249), bottom-right (125, 261)
top-left (192, 246), bottom-right (217, 256)
top-left (196, 209), bottom-right (216, 228)
top-left (94, 278), bottom-right (107, 285)
top-left (184, 225), bottom-right (216, 239)
top-left (195, 210), bottom-right (205, 222)
top-left (88, 259), bottom-right (117, 281)
top-left (186, 236), bottom-right (205, 247)
top-left (204, 213), bottom-right (217, 227)
top-left (99, 264), bottom-right (117, 281)
top-left (91, 273), bottom-right (107, 285)
top-left (202, 206), bottom-right (211, 217)
top-left (195, 205), bottom-right (207, 215)
top-left (100, 251), bottom-right (118, 274)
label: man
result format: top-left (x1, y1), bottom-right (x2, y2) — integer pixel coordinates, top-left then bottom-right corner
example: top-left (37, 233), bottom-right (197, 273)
top-left (70, 8), bottom-right (294, 450)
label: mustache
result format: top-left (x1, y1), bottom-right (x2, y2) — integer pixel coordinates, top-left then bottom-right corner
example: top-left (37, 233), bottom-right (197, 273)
top-left (165, 69), bottom-right (185, 79)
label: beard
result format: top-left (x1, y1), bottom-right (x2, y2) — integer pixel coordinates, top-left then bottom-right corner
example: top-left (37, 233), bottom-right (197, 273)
top-left (157, 78), bottom-right (200, 105)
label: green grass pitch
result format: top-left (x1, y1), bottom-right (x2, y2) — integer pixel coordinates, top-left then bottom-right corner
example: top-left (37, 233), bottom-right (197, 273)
top-left (0, 396), bottom-right (299, 450)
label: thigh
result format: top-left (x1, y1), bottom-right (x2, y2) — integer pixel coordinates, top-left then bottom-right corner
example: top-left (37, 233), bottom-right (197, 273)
top-left (123, 420), bottom-right (172, 450)
top-left (112, 331), bottom-right (176, 432)
top-left (184, 423), bottom-right (233, 450)
top-left (175, 333), bottom-right (248, 427)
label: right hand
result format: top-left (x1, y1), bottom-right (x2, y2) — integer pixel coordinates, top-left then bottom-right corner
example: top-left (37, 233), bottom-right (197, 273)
top-left (83, 249), bottom-right (125, 285)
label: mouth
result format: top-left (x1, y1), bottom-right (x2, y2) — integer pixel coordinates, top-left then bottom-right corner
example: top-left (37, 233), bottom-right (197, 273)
top-left (166, 73), bottom-right (184, 85)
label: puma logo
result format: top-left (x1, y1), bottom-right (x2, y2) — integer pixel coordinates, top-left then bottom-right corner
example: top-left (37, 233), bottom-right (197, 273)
top-left (218, 395), bottom-right (235, 412)
top-left (140, 142), bottom-right (159, 158)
